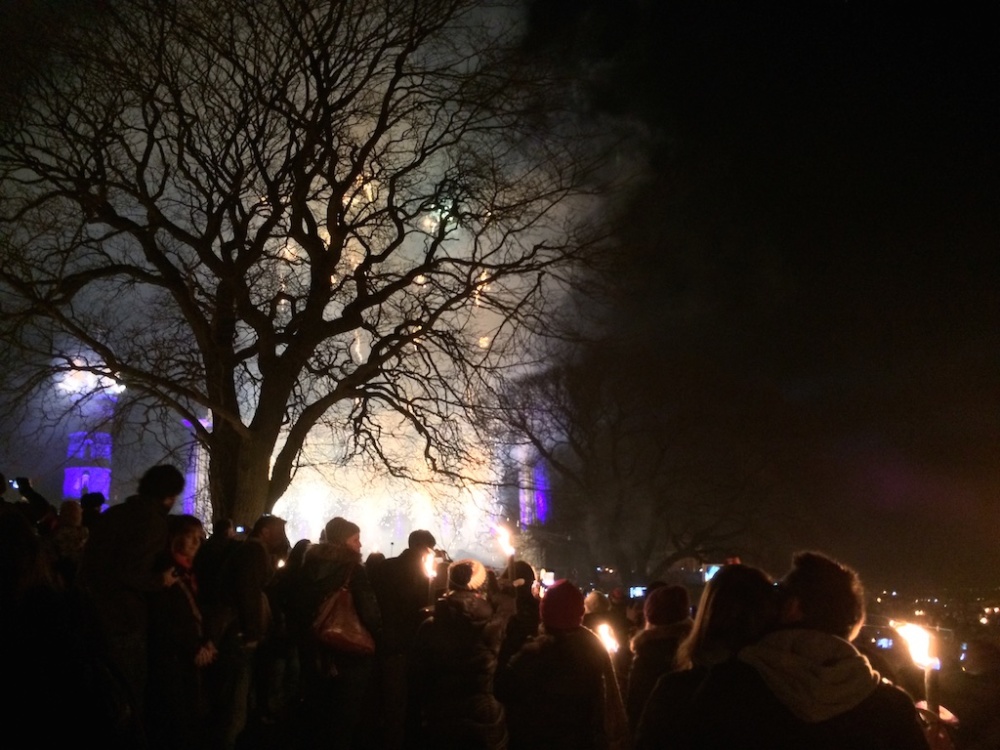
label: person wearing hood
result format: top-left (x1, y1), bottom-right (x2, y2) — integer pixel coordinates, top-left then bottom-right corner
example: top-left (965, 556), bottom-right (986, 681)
top-left (625, 584), bottom-right (693, 731)
top-left (290, 516), bottom-right (382, 750)
top-left (408, 557), bottom-right (513, 750)
top-left (681, 551), bottom-right (931, 750)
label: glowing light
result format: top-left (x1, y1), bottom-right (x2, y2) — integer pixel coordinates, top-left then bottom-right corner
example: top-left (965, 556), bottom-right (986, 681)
top-left (495, 526), bottom-right (515, 557)
top-left (269, 459), bottom-right (509, 570)
top-left (423, 550), bottom-right (437, 579)
top-left (596, 623), bottom-right (619, 654)
top-left (892, 621), bottom-right (940, 671)
top-left (473, 270), bottom-right (490, 306)
top-left (55, 358), bottom-right (126, 396)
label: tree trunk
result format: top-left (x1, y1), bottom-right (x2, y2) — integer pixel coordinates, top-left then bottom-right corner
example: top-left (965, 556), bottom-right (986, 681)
top-left (208, 422), bottom-right (273, 528)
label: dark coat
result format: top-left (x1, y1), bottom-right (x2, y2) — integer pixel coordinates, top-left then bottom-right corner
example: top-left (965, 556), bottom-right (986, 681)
top-left (626, 618), bottom-right (693, 731)
top-left (78, 492), bottom-right (171, 637)
top-left (288, 541), bottom-right (382, 750)
top-left (496, 626), bottom-right (626, 750)
top-left (497, 588), bottom-right (542, 669)
top-left (192, 533), bottom-right (239, 617)
top-left (210, 536), bottom-right (277, 644)
top-left (660, 629), bottom-right (931, 750)
top-left (146, 553), bottom-right (209, 750)
top-left (370, 546), bottom-right (433, 654)
top-left (633, 666), bottom-right (709, 750)
top-left (409, 589), bottom-right (511, 750)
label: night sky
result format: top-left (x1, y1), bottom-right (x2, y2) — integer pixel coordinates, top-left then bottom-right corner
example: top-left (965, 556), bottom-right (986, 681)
top-left (526, 1), bottom-right (1000, 591)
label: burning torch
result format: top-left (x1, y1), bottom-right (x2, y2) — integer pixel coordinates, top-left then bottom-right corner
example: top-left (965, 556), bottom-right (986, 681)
top-left (892, 621), bottom-right (940, 716)
top-left (423, 549), bottom-right (437, 606)
top-left (596, 622), bottom-right (620, 654)
top-left (496, 526), bottom-right (516, 583)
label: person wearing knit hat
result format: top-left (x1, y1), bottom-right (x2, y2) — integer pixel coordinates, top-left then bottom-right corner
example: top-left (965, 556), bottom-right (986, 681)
top-left (541, 579), bottom-right (586, 632)
top-left (409, 555), bottom-right (513, 749)
top-left (497, 561), bottom-right (542, 669)
top-left (625, 585), bottom-right (694, 731)
top-left (324, 515), bottom-right (361, 547)
top-left (496, 578), bottom-right (629, 749)
top-left (643, 584), bottom-right (690, 628)
top-left (447, 558), bottom-right (488, 592)
top-left (293, 515), bottom-right (381, 748)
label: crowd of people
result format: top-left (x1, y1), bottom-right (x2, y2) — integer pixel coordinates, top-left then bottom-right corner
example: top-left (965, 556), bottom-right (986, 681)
top-left (0, 464), bottom-right (942, 749)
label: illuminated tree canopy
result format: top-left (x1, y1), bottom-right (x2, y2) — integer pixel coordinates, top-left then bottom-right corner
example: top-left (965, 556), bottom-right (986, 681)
top-left (0, 0), bottom-right (607, 524)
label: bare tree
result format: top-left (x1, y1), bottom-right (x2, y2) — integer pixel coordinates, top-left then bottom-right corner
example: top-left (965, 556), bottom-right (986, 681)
top-left (0, 0), bottom-right (607, 524)
top-left (497, 339), bottom-right (787, 582)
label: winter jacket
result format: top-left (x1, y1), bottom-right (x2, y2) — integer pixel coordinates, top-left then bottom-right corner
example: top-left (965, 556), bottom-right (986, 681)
top-left (78, 493), bottom-right (171, 637)
top-left (291, 541), bottom-right (383, 652)
top-left (212, 536), bottom-right (276, 644)
top-left (497, 589), bottom-right (542, 669)
top-left (409, 588), bottom-right (511, 750)
top-left (663, 628), bottom-right (931, 750)
top-left (497, 625), bottom-right (629, 750)
top-left (626, 618), bottom-right (693, 731)
top-left (633, 665), bottom-right (709, 750)
top-left (370, 547), bottom-right (433, 654)
top-left (289, 541), bottom-right (383, 750)
top-left (739, 628), bottom-right (930, 750)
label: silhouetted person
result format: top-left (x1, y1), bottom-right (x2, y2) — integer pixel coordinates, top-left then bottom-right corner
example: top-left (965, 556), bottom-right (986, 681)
top-left (370, 529), bottom-right (437, 750)
top-left (78, 464), bottom-right (186, 743)
top-left (496, 578), bottom-right (628, 750)
top-left (497, 560), bottom-right (542, 669)
top-left (634, 563), bottom-right (779, 750)
top-left (676, 552), bottom-right (931, 749)
top-left (194, 517), bottom-right (240, 621)
top-left (45, 498), bottom-right (89, 589)
top-left (146, 514), bottom-right (217, 750)
top-left (0, 472), bottom-right (57, 532)
top-left (1, 508), bottom-right (144, 747)
top-left (81, 491), bottom-right (107, 530)
top-left (409, 558), bottom-right (514, 750)
top-left (205, 513), bottom-right (289, 750)
top-left (262, 536), bottom-right (313, 725)
top-left (290, 516), bottom-right (382, 750)
top-left (625, 584), bottom-right (693, 732)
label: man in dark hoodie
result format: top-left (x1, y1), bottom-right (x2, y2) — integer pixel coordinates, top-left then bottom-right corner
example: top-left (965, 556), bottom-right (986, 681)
top-left (682, 550), bottom-right (930, 750)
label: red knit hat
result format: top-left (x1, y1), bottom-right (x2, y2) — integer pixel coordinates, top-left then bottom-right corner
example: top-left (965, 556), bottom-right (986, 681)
top-left (541, 579), bottom-right (585, 631)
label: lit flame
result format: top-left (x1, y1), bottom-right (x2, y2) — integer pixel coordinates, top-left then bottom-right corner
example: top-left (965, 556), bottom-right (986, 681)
top-left (423, 550), bottom-right (437, 579)
top-left (496, 527), bottom-right (515, 557)
top-left (892, 620), bottom-right (940, 670)
top-left (596, 623), bottom-right (619, 654)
